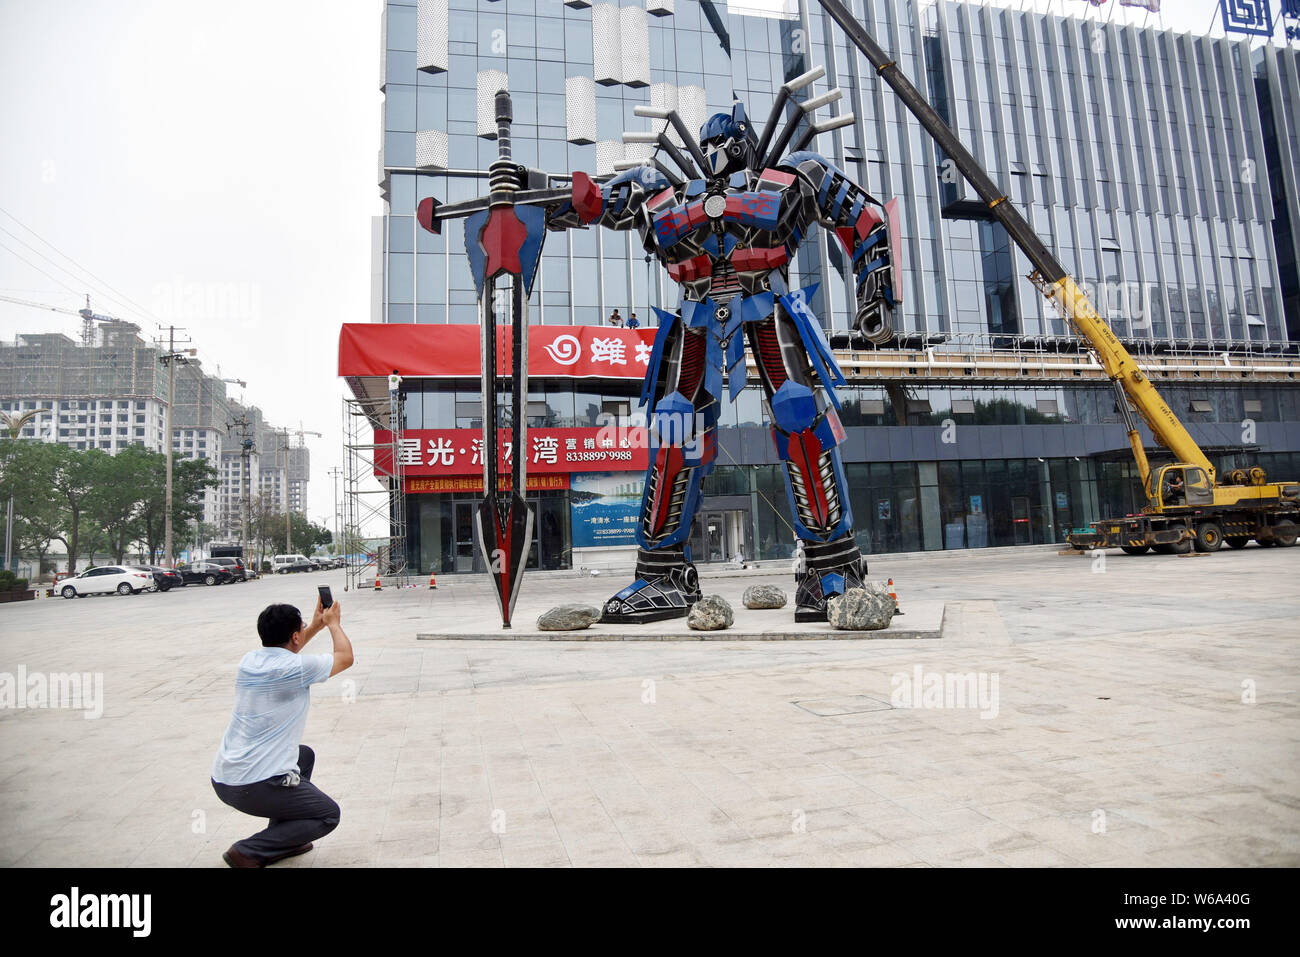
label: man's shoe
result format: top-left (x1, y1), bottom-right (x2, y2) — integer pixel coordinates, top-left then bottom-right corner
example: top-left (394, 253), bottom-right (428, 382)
top-left (264, 843), bottom-right (314, 865)
top-left (222, 846), bottom-right (263, 868)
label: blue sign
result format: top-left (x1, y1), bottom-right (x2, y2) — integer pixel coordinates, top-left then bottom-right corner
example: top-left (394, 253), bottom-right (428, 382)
top-left (1283, 0), bottom-right (1300, 40)
top-left (570, 472), bottom-right (642, 548)
top-left (1221, 0), bottom-right (1274, 36)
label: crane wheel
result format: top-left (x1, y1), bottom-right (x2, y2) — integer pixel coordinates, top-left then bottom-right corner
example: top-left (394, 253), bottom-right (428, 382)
top-left (1193, 522), bottom-right (1223, 553)
top-left (1274, 519), bottom-right (1298, 547)
top-left (1224, 536), bottom-right (1250, 549)
top-left (1120, 545), bottom-right (1150, 556)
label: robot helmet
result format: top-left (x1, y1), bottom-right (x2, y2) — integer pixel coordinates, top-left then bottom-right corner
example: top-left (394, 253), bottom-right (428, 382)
top-left (698, 101), bottom-right (758, 178)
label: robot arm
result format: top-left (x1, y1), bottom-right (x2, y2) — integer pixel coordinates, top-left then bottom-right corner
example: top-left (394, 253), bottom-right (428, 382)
top-left (781, 150), bottom-right (900, 344)
top-left (546, 166), bottom-right (675, 234)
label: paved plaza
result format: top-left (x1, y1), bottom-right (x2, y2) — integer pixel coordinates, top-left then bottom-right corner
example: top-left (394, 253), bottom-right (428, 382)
top-left (1, 544), bottom-right (1297, 867)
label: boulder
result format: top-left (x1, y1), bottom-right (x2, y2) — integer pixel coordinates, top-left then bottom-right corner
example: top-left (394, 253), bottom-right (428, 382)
top-left (827, 583), bottom-right (895, 631)
top-left (536, 603), bottom-right (602, 631)
top-left (687, 594), bottom-right (734, 631)
top-left (742, 584), bottom-right (787, 609)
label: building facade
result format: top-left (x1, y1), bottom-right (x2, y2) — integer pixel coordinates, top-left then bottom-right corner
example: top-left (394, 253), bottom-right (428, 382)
top-left (215, 402), bottom-right (312, 542)
top-left (0, 323), bottom-right (310, 541)
top-left (348, 0), bottom-right (1300, 574)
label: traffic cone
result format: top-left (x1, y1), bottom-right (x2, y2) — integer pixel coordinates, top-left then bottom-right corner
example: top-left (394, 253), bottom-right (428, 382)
top-left (887, 578), bottom-right (903, 615)
top-left (428, 570), bottom-right (437, 590)
top-left (373, 575), bottom-right (382, 591)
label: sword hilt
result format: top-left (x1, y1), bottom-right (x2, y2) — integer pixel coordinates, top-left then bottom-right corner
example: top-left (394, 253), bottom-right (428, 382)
top-left (489, 90), bottom-right (519, 202)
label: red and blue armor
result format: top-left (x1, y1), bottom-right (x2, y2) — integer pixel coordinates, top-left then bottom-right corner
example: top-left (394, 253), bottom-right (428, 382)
top-left (547, 99), bottom-right (901, 623)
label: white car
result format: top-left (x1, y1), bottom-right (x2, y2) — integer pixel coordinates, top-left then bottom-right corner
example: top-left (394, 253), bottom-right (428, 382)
top-left (60, 565), bottom-right (153, 598)
top-left (271, 554), bottom-right (313, 574)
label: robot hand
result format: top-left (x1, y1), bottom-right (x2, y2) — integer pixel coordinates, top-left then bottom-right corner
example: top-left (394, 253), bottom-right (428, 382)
top-left (855, 292), bottom-right (894, 345)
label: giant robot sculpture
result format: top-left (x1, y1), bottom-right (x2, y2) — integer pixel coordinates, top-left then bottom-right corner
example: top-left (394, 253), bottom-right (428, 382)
top-left (418, 69), bottom-right (899, 627)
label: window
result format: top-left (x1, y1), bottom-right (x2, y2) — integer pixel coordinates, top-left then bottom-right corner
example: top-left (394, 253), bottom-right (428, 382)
top-left (601, 399), bottom-right (630, 421)
top-left (1036, 399), bottom-right (1059, 415)
top-left (1244, 399), bottom-right (1262, 414)
top-left (1189, 399), bottom-right (1212, 413)
top-left (951, 399), bottom-right (976, 415)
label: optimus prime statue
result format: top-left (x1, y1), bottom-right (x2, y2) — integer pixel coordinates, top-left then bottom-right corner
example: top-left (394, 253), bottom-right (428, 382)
top-left (417, 70), bottom-right (898, 627)
top-left (545, 70), bottom-right (900, 624)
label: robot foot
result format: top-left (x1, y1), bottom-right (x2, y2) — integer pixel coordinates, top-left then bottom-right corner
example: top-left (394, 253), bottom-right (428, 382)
top-left (600, 547), bottom-right (701, 624)
top-left (794, 536), bottom-right (868, 622)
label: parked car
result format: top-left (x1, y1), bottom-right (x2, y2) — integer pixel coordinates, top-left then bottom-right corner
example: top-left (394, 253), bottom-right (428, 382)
top-left (271, 554), bottom-right (313, 574)
top-left (208, 557), bottom-right (249, 582)
top-left (178, 561), bottom-right (235, 586)
top-left (128, 565), bottom-right (185, 592)
top-left (60, 566), bottom-right (154, 598)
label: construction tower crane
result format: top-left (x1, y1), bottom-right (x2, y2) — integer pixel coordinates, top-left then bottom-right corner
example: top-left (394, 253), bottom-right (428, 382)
top-left (815, 0), bottom-right (1299, 554)
top-left (0, 293), bottom-right (129, 345)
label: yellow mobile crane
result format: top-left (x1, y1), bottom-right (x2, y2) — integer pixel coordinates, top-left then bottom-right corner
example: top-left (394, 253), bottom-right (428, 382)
top-left (816, 0), bottom-right (1299, 554)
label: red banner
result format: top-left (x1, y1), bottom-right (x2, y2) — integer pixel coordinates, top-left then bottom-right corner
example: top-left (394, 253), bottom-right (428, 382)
top-left (405, 474), bottom-right (570, 494)
top-left (376, 427), bottom-right (649, 477)
top-left (339, 324), bottom-right (656, 380)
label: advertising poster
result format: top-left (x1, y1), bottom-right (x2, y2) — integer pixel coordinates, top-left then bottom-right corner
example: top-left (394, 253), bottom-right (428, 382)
top-left (571, 472), bottom-right (643, 548)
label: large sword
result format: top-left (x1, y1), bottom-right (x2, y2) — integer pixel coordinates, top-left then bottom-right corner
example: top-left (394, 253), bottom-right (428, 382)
top-left (419, 90), bottom-right (547, 628)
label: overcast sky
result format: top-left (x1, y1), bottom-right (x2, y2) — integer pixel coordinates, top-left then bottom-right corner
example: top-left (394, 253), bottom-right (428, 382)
top-left (0, 0), bottom-right (1288, 527)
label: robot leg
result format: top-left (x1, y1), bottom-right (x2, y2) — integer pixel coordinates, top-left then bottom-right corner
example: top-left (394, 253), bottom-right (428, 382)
top-left (600, 315), bottom-right (716, 624)
top-left (746, 313), bottom-right (867, 622)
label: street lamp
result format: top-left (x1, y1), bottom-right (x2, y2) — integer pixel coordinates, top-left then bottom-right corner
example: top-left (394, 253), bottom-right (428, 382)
top-left (1, 408), bottom-right (52, 573)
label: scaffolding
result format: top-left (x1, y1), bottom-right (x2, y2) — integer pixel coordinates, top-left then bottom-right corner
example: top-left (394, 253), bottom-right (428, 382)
top-left (342, 390), bottom-right (408, 591)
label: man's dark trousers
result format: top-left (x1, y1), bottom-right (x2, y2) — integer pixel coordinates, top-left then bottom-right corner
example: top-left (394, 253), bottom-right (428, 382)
top-left (211, 745), bottom-right (340, 863)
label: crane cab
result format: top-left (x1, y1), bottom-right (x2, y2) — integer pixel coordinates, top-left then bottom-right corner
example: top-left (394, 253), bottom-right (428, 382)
top-left (1146, 464), bottom-right (1213, 512)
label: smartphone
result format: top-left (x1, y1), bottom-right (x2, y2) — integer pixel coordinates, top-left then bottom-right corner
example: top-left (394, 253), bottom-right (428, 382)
top-left (318, 584), bottom-right (333, 609)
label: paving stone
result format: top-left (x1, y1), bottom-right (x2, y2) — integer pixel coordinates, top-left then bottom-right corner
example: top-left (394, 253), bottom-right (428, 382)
top-left (1, 552), bottom-right (1296, 868)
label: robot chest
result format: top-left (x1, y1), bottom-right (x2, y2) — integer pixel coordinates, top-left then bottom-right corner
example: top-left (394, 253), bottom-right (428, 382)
top-left (651, 190), bottom-right (783, 251)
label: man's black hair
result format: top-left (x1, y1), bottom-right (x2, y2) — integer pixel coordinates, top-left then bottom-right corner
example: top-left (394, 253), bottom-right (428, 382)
top-left (258, 603), bottom-right (303, 647)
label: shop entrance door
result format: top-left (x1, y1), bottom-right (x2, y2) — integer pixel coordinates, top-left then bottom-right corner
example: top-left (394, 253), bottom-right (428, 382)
top-left (454, 501), bottom-right (478, 572)
top-left (691, 509), bottom-right (750, 563)
top-left (1011, 496), bottom-right (1031, 545)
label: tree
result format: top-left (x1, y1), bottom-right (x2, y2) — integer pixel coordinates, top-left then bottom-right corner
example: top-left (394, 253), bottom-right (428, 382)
top-left (289, 513), bottom-right (332, 555)
top-left (35, 444), bottom-right (101, 574)
top-left (137, 453), bottom-right (218, 563)
top-left (0, 437), bottom-right (62, 573)
top-left (85, 445), bottom-right (155, 564)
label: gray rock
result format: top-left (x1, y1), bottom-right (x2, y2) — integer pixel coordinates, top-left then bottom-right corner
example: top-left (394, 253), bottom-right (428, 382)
top-left (687, 594), bottom-right (734, 631)
top-left (536, 603), bottom-right (602, 631)
top-left (742, 584), bottom-right (787, 609)
top-left (827, 583), bottom-right (895, 631)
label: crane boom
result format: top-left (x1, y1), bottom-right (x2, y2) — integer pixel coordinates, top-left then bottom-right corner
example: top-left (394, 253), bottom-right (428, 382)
top-left (814, 0), bottom-right (1213, 485)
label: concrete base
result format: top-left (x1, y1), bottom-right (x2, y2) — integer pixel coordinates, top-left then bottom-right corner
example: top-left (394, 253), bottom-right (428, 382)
top-left (418, 599), bottom-right (944, 641)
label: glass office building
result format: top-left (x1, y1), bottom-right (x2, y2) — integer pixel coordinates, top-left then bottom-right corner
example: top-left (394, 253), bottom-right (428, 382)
top-left (350, 0), bottom-right (1300, 571)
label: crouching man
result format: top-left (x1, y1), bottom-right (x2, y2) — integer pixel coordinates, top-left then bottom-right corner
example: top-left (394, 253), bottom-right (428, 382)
top-left (210, 597), bottom-right (354, 867)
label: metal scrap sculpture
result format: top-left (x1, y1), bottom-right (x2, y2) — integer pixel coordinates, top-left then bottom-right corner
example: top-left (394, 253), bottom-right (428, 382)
top-left (418, 74), bottom-right (900, 626)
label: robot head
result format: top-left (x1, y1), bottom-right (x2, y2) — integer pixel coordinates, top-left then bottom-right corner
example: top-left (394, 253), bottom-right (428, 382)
top-left (699, 101), bottom-right (757, 178)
